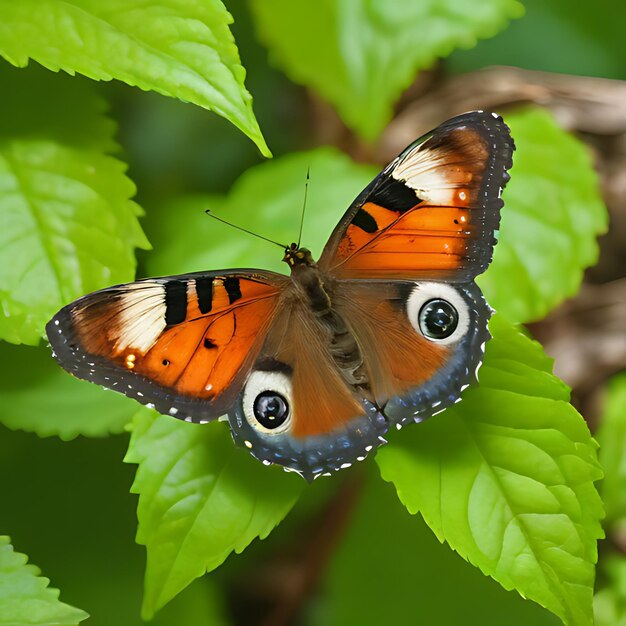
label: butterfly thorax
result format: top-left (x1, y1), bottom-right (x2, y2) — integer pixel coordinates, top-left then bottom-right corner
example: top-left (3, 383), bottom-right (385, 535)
top-left (283, 245), bottom-right (332, 315)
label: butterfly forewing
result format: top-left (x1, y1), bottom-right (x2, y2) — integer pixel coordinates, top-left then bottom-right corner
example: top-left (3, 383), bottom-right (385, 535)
top-left (320, 111), bottom-right (514, 280)
top-left (47, 271), bottom-right (285, 422)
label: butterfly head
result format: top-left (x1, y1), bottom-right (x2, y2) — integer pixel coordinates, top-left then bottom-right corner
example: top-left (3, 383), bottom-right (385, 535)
top-left (283, 243), bottom-right (315, 269)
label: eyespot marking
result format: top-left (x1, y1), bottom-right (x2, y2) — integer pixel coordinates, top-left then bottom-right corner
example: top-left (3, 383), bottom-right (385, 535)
top-left (406, 282), bottom-right (470, 345)
top-left (242, 369), bottom-right (293, 435)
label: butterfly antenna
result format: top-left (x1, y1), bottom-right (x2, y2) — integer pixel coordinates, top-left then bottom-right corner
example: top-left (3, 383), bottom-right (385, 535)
top-left (296, 167), bottom-right (310, 248)
top-left (205, 210), bottom-right (288, 250)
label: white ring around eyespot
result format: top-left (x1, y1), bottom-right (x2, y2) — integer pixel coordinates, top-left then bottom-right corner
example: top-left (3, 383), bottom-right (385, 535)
top-left (406, 282), bottom-right (470, 345)
top-left (242, 370), bottom-right (294, 435)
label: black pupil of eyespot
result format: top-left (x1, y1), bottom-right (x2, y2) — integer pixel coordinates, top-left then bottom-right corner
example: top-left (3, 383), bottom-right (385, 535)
top-left (419, 299), bottom-right (459, 339)
top-left (253, 391), bottom-right (289, 429)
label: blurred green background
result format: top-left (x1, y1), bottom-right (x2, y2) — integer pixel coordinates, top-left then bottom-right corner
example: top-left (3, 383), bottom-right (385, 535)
top-left (0, 0), bottom-right (624, 624)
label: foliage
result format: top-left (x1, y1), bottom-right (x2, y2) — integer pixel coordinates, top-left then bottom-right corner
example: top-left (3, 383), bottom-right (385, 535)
top-left (594, 375), bottom-right (626, 626)
top-left (0, 0), bottom-right (269, 156)
top-left (0, 67), bottom-right (148, 345)
top-left (596, 374), bottom-right (626, 526)
top-left (447, 0), bottom-right (626, 80)
top-left (249, 0), bottom-right (524, 140)
top-left (144, 148), bottom-right (377, 277)
top-left (378, 316), bottom-right (603, 625)
top-left (478, 107), bottom-right (608, 323)
top-left (317, 470), bottom-right (560, 626)
top-left (0, 1), bottom-right (618, 625)
top-left (595, 555), bottom-right (626, 626)
top-left (0, 536), bottom-right (88, 626)
top-left (0, 342), bottom-right (134, 439)
top-left (126, 410), bottom-right (304, 618)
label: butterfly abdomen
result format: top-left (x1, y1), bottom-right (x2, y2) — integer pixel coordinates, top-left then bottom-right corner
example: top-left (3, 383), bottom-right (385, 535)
top-left (287, 260), bottom-right (370, 390)
top-left (321, 310), bottom-right (368, 388)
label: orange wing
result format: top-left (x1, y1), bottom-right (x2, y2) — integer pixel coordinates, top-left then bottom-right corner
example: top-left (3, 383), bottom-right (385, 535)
top-left (222, 276), bottom-right (494, 480)
top-left (320, 111), bottom-right (514, 280)
top-left (46, 271), bottom-right (286, 422)
top-left (333, 280), bottom-right (492, 427)
top-left (225, 300), bottom-right (388, 481)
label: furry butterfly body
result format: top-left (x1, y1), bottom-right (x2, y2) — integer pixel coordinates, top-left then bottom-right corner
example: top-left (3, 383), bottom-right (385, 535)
top-left (47, 111), bottom-right (514, 481)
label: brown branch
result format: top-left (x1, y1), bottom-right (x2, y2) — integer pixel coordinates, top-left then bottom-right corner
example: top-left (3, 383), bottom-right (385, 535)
top-left (529, 278), bottom-right (626, 424)
top-left (379, 65), bottom-right (626, 161)
top-left (227, 471), bottom-right (366, 626)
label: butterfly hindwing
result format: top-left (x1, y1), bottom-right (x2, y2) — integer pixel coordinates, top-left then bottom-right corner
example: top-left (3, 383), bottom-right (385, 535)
top-left (46, 270), bottom-right (285, 422)
top-left (223, 275), bottom-right (492, 479)
top-left (320, 111), bottom-right (514, 280)
top-left (225, 298), bottom-right (387, 480)
top-left (333, 279), bottom-right (492, 427)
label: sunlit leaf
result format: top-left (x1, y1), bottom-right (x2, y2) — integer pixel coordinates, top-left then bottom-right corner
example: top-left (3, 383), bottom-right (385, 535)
top-left (0, 67), bottom-right (149, 345)
top-left (595, 555), bottom-right (626, 626)
top-left (250, 0), bottom-right (523, 140)
top-left (596, 373), bottom-right (626, 525)
top-left (315, 470), bottom-right (559, 625)
top-left (0, 0), bottom-right (269, 156)
top-left (448, 0), bottom-right (626, 80)
top-left (594, 374), bottom-right (626, 626)
top-left (125, 409), bottom-right (305, 618)
top-left (0, 341), bottom-right (134, 439)
top-left (479, 107), bottom-right (608, 323)
top-left (0, 536), bottom-right (88, 626)
top-left (377, 316), bottom-right (604, 626)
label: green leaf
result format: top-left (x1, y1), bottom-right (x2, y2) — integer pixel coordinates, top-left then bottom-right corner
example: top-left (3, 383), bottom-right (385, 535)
top-left (0, 536), bottom-right (88, 626)
top-left (595, 555), bottom-right (626, 626)
top-left (0, 66), bottom-right (149, 345)
top-left (316, 470), bottom-right (559, 626)
top-left (0, 341), bottom-right (135, 439)
top-left (377, 316), bottom-right (604, 626)
top-left (594, 374), bottom-right (626, 626)
top-left (0, 0), bottom-right (269, 156)
top-left (144, 147), bottom-right (377, 277)
top-left (479, 107), bottom-right (608, 323)
top-left (249, 0), bottom-right (523, 140)
top-left (596, 373), bottom-right (626, 526)
top-left (125, 409), bottom-right (305, 619)
top-left (448, 0), bottom-right (626, 81)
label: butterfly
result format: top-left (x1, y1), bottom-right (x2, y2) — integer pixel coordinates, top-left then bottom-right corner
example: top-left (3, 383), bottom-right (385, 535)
top-left (46, 111), bottom-right (514, 481)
